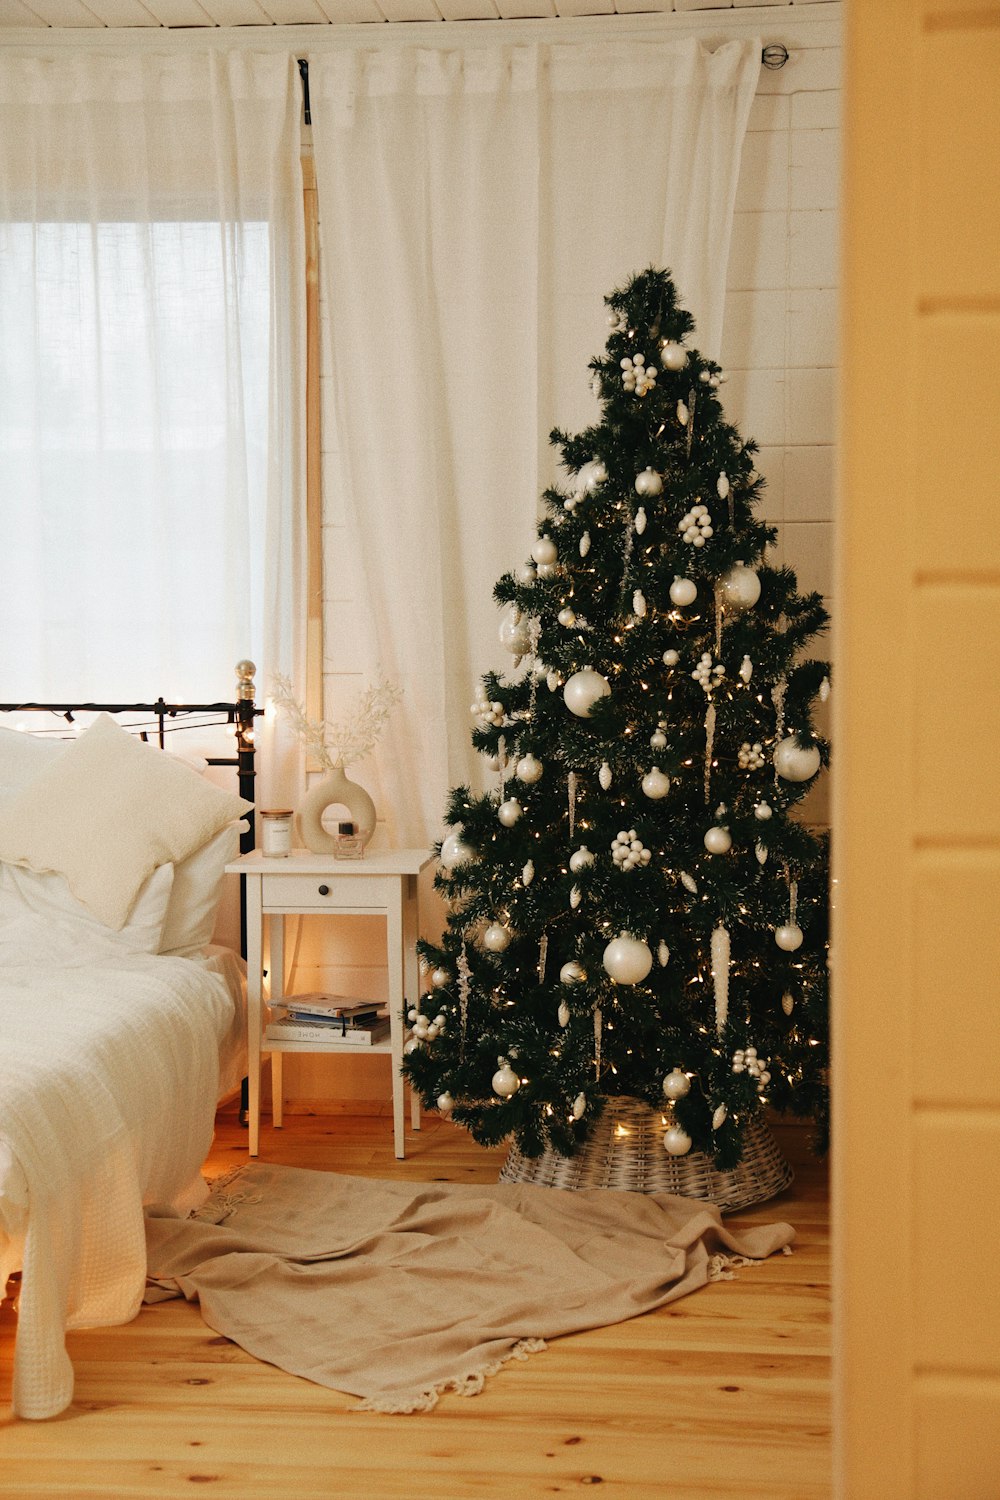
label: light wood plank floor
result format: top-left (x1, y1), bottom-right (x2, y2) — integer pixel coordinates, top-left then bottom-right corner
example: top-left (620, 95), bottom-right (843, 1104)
top-left (0, 1107), bottom-right (831, 1500)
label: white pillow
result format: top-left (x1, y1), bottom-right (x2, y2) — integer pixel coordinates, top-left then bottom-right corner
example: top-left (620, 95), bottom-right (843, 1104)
top-left (0, 725), bottom-right (67, 787)
top-left (0, 714), bottom-right (253, 931)
top-left (159, 822), bottom-right (241, 957)
top-left (0, 861), bottom-right (175, 954)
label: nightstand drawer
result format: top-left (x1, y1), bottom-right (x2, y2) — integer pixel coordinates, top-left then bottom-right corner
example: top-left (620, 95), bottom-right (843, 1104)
top-left (260, 873), bottom-right (392, 910)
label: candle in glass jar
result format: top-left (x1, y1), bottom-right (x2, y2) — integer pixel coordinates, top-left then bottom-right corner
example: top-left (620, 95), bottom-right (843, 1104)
top-left (260, 809), bottom-right (293, 857)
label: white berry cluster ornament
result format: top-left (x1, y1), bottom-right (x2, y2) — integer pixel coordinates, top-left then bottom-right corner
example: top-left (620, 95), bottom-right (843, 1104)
top-left (492, 1058), bottom-right (520, 1097)
top-left (698, 368), bottom-right (723, 389)
top-left (738, 741), bottom-right (766, 771)
top-left (678, 503), bottom-right (713, 546)
top-left (632, 590), bottom-right (647, 618)
top-left (732, 1046), bottom-right (771, 1093)
top-left (471, 695), bottom-right (505, 727)
top-left (621, 353), bottom-right (657, 395)
top-left (407, 1006), bottom-right (446, 1043)
top-left (692, 653), bottom-right (725, 691)
top-left (612, 829), bottom-right (651, 871)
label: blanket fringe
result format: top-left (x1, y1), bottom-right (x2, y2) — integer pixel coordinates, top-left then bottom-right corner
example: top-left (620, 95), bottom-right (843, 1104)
top-left (353, 1338), bottom-right (549, 1414)
top-left (707, 1252), bottom-right (758, 1282)
top-left (192, 1164), bottom-right (260, 1224)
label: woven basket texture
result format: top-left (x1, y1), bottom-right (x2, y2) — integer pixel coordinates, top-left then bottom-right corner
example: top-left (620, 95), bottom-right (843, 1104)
top-left (498, 1096), bottom-right (793, 1213)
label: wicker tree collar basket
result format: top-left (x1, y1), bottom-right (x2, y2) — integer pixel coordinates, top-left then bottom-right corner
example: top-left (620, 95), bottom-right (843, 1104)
top-left (498, 1097), bottom-right (793, 1214)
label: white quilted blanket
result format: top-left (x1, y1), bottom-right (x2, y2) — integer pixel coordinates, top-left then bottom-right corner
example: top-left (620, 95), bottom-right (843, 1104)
top-left (0, 911), bottom-right (235, 1419)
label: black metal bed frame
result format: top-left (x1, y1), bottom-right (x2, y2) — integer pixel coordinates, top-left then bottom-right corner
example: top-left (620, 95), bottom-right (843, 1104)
top-left (0, 659), bottom-right (264, 1122)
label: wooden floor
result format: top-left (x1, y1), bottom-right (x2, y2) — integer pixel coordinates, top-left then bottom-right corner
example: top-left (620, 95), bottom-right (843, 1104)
top-left (0, 1106), bottom-right (831, 1500)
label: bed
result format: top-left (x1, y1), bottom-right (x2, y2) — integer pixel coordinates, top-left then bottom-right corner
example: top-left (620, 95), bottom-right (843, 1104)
top-left (0, 672), bottom-right (261, 1420)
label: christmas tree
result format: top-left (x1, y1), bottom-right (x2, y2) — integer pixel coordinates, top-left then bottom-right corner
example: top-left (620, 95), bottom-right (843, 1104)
top-left (403, 267), bottom-right (830, 1174)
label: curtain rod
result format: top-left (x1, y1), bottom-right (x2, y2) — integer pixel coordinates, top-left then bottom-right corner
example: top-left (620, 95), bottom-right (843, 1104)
top-left (296, 40), bottom-right (786, 122)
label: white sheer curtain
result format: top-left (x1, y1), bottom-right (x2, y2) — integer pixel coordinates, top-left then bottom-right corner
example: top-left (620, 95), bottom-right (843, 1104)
top-left (0, 50), bottom-right (306, 804)
top-left (310, 37), bottom-right (759, 847)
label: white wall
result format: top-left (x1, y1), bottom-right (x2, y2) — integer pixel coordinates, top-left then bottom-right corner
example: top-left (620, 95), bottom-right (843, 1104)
top-left (291, 8), bottom-right (840, 1107)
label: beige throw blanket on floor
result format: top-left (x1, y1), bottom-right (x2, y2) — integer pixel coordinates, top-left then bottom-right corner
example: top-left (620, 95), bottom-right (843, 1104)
top-left (144, 1162), bottom-right (794, 1412)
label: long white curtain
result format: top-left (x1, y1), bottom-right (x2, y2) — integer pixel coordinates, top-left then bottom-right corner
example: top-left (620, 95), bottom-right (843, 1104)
top-left (310, 37), bottom-right (759, 847)
top-left (0, 50), bottom-right (306, 803)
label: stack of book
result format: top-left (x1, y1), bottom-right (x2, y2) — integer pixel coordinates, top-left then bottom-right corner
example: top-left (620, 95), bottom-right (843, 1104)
top-left (264, 994), bottom-right (390, 1047)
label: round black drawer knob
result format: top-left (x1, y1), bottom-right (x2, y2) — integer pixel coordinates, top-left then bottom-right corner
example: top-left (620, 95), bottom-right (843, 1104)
top-left (318, 884), bottom-right (330, 896)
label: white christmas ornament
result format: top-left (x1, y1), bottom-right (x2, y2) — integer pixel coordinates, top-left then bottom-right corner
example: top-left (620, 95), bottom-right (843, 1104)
top-left (431, 967), bottom-right (450, 989)
top-left (679, 504), bottom-right (713, 547)
top-left (557, 607), bottom-right (576, 628)
top-left (579, 531), bottom-right (591, 558)
top-left (738, 742), bottom-right (766, 771)
top-left (680, 871), bottom-right (698, 894)
top-left (621, 353), bottom-right (657, 395)
top-left (782, 991), bottom-right (795, 1016)
top-left (775, 923), bottom-right (804, 952)
top-left (537, 562), bottom-right (557, 580)
top-left (546, 671), bottom-right (561, 693)
top-left (483, 922), bottom-right (512, 953)
top-left (577, 459), bottom-right (607, 493)
top-left (531, 535), bottom-right (558, 566)
top-left (602, 933), bottom-right (654, 985)
top-left (658, 941), bottom-right (671, 967)
top-left (712, 1104), bottom-right (728, 1131)
top-left (660, 340), bottom-right (688, 371)
top-left (558, 1000), bottom-right (570, 1027)
top-left (820, 676), bottom-right (831, 703)
top-left (560, 960), bottom-right (587, 985)
top-left (717, 472), bottom-right (730, 500)
top-left (436, 1092), bottom-right (454, 1115)
top-left (403, 1038), bottom-right (420, 1056)
top-left (704, 825), bottom-right (732, 855)
top-left (569, 884), bottom-right (582, 909)
top-left (663, 1125), bottom-right (692, 1157)
top-left (650, 730), bottom-right (667, 751)
top-left (598, 761), bottom-right (613, 790)
top-left (572, 1093), bottom-right (587, 1121)
top-left (632, 590), bottom-right (647, 618)
top-left (773, 737), bottom-right (822, 782)
top-left (498, 798), bottom-right (523, 827)
top-left (471, 696), bottom-right (505, 727)
top-left (634, 508), bottom-right (647, 536)
top-left (516, 754), bottom-right (544, 783)
top-left (669, 577), bottom-right (697, 608)
top-left (612, 830), bottom-right (652, 871)
top-left (662, 1068), bottom-right (690, 1102)
top-left (440, 832), bottom-right (475, 869)
top-left (569, 845), bottom-right (595, 874)
top-left (662, 649), bottom-right (680, 668)
top-left (635, 467), bottom-right (662, 497)
top-left (516, 561), bottom-right (536, 584)
top-left (563, 667), bottom-right (611, 718)
top-left (756, 842), bottom-right (769, 866)
top-left (521, 861), bottom-right (535, 889)
top-left (754, 801), bottom-right (773, 821)
top-left (676, 399), bottom-right (689, 426)
top-left (492, 1063), bottom-right (520, 1098)
top-left (719, 563), bottom-right (761, 613)
top-left (740, 655), bottom-right (754, 684)
top-left (499, 611), bottom-right (532, 655)
top-left (641, 766), bottom-right (670, 800)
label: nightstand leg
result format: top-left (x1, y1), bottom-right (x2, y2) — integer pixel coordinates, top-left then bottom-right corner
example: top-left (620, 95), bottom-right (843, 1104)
top-left (387, 891), bottom-right (406, 1159)
top-left (403, 875), bottom-right (422, 1133)
top-left (270, 914), bottom-right (285, 1129)
top-left (246, 876), bottom-right (263, 1158)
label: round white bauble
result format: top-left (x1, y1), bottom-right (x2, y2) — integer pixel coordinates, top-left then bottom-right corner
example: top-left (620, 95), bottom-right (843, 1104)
top-left (563, 667), bottom-right (611, 718)
top-left (572, 1092), bottom-right (587, 1121)
top-left (537, 562), bottom-right (557, 580)
top-left (483, 922), bottom-right (512, 953)
top-left (663, 1125), bottom-right (693, 1157)
top-left (440, 832), bottom-right (475, 869)
top-left (522, 859), bottom-right (535, 887)
top-left (598, 762), bottom-right (613, 790)
top-left (498, 798), bottom-right (523, 827)
top-left (662, 1068), bottom-right (691, 1102)
top-left (516, 561), bottom-right (537, 584)
top-left (635, 467), bottom-right (663, 497)
top-left (662, 649), bottom-right (680, 668)
top-left (578, 459), bottom-right (607, 493)
top-left (558, 1000), bottom-right (570, 1027)
top-left (492, 1064), bottom-right (520, 1098)
top-left (650, 730), bottom-right (667, 751)
top-left (569, 845), bottom-right (595, 874)
top-left (669, 577), bottom-right (698, 608)
top-left (557, 607), bottom-right (576, 628)
top-left (431, 967), bottom-right (450, 989)
top-left (719, 563), bottom-right (762, 613)
top-left (775, 923), bottom-right (804, 952)
top-left (773, 737), bottom-right (822, 782)
top-left (531, 535), bottom-right (557, 566)
top-left (516, 754), bottom-right (543, 784)
top-left (403, 1038), bottom-right (420, 1056)
top-left (660, 340), bottom-right (688, 371)
top-left (602, 933), bottom-right (654, 985)
top-left (436, 1092), bottom-right (454, 1115)
top-left (559, 960), bottom-right (587, 985)
top-left (498, 612), bottom-right (532, 655)
top-left (754, 801), bottom-right (773, 822)
top-left (642, 766), bottom-right (670, 800)
top-left (704, 825), bottom-right (733, 855)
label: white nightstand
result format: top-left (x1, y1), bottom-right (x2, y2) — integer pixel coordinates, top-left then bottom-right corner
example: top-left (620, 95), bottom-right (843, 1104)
top-left (226, 848), bottom-right (433, 1159)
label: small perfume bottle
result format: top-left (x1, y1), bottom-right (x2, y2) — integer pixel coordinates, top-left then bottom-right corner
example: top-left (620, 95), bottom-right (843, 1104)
top-left (334, 819), bottom-right (365, 859)
top-left (260, 809), bottom-right (293, 857)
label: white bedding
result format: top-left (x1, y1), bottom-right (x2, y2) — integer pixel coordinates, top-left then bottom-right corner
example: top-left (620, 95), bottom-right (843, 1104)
top-left (0, 912), bottom-right (245, 1420)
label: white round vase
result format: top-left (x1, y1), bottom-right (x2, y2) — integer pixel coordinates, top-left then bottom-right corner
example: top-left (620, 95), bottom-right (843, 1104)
top-left (298, 765), bottom-right (376, 854)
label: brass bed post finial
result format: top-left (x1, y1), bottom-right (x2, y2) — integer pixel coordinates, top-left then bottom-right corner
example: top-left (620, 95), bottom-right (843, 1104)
top-left (235, 660), bottom-right (257, 702)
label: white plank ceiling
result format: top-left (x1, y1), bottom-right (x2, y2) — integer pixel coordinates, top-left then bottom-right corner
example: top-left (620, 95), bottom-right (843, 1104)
top-left (0, 0), bottom-right (829, 33)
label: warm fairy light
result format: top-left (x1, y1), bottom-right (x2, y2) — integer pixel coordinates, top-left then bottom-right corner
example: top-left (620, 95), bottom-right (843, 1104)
top-left (614, 1123), bottom-right (630, 1138)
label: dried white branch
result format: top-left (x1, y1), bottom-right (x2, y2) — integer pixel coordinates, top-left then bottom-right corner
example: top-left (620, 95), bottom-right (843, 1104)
top-left (271, 673), bottom-right (402, 771)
